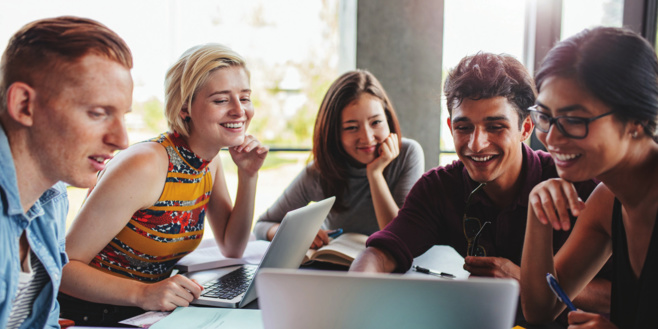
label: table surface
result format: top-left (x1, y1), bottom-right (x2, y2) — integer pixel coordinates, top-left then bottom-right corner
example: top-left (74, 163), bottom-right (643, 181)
top-left (67, 261), bottom-right (568, 329)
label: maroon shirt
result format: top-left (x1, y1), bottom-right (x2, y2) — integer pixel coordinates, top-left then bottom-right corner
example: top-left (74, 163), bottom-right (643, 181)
top-left (367, 143), bottom-right (599, 273)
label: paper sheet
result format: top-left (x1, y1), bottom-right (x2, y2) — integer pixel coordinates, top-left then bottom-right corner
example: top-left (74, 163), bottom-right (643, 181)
top-left (119, 311), bottom-right (171, 328)
top-left (149, 307), bottom-right (263, 329)
top-left (406, 245), bottom-right (471, 279)
top-left (176, 239), bottom-right (270, 272)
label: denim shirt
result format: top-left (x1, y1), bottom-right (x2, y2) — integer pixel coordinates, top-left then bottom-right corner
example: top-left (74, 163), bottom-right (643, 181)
top-left (0, 126), bottom-right (69, 329)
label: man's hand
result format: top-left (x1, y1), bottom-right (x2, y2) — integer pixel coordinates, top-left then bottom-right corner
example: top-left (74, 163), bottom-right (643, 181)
top-left (463, 256), bottom-right (520, 281)
top-left (350, 247), bottom-right (397, 273)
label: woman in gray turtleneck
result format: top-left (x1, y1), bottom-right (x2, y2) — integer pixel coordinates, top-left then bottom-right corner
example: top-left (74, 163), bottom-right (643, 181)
top-left (254, 69), bottom-right (424, 249)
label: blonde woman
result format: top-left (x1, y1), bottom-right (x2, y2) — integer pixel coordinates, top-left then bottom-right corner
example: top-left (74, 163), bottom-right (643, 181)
top-left (59, 43), bottom-right (268, 326)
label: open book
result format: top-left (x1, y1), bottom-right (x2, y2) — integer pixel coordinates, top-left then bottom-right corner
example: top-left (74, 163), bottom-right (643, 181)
top-left (302, 232), bottom-right (368, 267)
top-left (175, 239), bottom-right (270, 272)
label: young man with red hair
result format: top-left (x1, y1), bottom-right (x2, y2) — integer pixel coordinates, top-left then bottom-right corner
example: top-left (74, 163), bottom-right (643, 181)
top-left (0, 16), bottom-right (133, 328)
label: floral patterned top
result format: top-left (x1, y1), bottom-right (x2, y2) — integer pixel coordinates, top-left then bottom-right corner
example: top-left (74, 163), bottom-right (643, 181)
top-left (91, 131), bottom-right (212, 282)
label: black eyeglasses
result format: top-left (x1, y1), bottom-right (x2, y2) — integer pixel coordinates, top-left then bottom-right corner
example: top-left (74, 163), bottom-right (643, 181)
top-left (528, 105), bottom-right (614, 139)
top-left (462, 183), bottom-right (490, 257)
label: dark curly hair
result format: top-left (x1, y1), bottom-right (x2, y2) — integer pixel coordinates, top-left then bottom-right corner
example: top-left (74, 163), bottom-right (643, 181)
top-left (444, 52), bottom-right (536, 129)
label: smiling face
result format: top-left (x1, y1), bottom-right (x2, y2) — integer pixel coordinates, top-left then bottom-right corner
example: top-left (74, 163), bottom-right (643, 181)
top-left (31, 54), bottom-right (133, 188)
top-left (449, 97), bottom-right (533, 188)
top-left (535, 76), bottom-right (630, 182)
top-left (186, 66), bottom-right (253, 154)
top-left (340, 93), bottom-right (391, 165)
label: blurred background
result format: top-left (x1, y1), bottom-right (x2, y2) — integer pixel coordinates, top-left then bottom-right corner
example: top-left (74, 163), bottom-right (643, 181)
top-left (1, 0), bottom-right (646, 236)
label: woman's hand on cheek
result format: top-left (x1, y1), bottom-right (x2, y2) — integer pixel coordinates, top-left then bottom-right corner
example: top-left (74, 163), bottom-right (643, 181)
top-left (229, 134), bottom-right (269, 176)
top-left (366, 133), bottom-right (400, 176)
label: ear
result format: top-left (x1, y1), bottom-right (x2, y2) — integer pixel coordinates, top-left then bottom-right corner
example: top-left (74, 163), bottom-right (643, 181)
top-left (633, 120), bottom-right (646, 134)
top-left (520, 115), bottom-right (534, 141)
top-left (6, 82), bottom-right (36, 127)
top-left (447, 117), bottom-right (453, 134)
top-left (179, 103), bottom-right (192, 122)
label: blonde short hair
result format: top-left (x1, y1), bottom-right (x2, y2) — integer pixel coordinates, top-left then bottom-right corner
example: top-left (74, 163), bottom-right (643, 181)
top-left (165, 43), bottom-right (248, 137)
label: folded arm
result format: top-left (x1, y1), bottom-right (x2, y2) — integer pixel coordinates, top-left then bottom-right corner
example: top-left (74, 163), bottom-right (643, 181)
top-left (367, 134), bottom-right (401, 229)
top-left (349, 246), bottom-right (398, 273)
top-left (254, 165), bottom-right (320, 241)
top-left (206, 135), bottom-right (268, 258)
top-left (521, 180), bottom-right (613, 324)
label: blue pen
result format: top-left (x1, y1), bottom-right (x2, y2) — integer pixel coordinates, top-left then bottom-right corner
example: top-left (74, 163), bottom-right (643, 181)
top-left (327, 228), bottom-right (343, 238)
top-left (546, 273), bottom-right (577, 311)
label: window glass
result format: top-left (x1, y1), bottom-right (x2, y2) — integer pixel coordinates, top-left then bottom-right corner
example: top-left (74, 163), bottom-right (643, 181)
top-left (655, 5), bottom-right (658, 50)
top-left (441, 0), bottom-right (527, 166)
top-left (561, 0), bottom-right (623, 40)
top-left (0, 0), bottom-right (338, 232)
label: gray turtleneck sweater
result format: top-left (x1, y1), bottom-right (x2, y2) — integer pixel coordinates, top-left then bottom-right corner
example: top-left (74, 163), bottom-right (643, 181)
top-left (253, 138), bottom-right (425, 239)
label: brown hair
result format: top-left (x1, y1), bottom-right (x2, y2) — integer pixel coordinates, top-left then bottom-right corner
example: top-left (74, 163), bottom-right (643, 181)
top-left (0, 16), bottom-right (133, 112)
top-left (444, 52), bottom-right (536, 129)
top-left (312, 69), bottom-right (401, 211)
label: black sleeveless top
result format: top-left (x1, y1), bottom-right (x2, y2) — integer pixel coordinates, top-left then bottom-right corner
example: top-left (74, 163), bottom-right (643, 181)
top-left (611, 198), bottom-right (658, 328)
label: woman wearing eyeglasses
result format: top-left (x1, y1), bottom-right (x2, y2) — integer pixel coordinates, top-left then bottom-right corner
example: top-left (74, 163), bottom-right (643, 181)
top-left (520, 27), bottom-right (658, 328)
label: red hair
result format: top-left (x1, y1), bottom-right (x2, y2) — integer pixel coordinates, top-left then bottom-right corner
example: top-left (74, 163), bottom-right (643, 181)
top-left (1, 16), bottom-right (132, 111)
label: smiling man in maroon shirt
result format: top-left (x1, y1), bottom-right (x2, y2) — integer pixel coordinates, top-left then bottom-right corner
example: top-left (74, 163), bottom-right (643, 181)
top-left (350, 52), bottom-right (610, 315)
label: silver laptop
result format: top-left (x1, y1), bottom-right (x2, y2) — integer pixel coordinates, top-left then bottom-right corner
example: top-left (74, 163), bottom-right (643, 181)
top-left (256, 268), bottom-right (519, 329)
top-left (186, 196), bottom-right (335, 308)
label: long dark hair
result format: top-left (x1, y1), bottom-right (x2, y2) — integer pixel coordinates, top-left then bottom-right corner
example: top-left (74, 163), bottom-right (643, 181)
top-left (312, 70), bottom-right (401, 211)
top-left (535, 27), bottom-right (658, 142)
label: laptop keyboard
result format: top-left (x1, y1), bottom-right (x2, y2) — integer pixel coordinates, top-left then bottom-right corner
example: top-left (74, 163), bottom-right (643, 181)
top-left (200, 266), bottom-right (257, 300)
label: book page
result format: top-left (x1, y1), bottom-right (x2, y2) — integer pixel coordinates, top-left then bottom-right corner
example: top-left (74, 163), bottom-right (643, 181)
top-left (302, 233), bottom-right (368, 266)
top-left (314, 233), bottom-right (368, 259)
